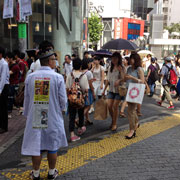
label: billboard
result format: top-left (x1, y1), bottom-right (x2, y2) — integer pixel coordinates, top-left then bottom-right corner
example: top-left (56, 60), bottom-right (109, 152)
top-left (114, 18), bottom-right (145, 40)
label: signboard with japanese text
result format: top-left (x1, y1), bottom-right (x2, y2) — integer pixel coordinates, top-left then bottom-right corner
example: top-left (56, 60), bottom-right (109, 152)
top-left (33, 77), bottom-right (50, 129)
top-left (3, 0), bottom-right (14, 19)
top-left (18, 23), bottom-right (27, 38)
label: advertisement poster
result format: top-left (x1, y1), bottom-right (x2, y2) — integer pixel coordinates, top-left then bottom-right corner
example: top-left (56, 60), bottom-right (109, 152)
top-left (33, 77), bottom-right (50, 129)
top-left (3, 0), bottom-right (14, 19)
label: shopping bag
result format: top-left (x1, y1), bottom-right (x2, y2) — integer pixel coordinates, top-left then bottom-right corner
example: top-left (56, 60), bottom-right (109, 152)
top-left (144, 81), bottom-right (150, 95)
top-left (126, 83), bottom-right (145, 104)
top-left (94, 98), bottom-right (109, 120)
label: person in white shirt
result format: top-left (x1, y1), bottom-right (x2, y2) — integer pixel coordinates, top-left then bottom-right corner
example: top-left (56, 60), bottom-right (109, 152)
top-left (29, 41), bottom-right (55, 73)
top-left (0, 47), bottom-right (10, 134)
top-left (64, 55), bottom-right (72, 80)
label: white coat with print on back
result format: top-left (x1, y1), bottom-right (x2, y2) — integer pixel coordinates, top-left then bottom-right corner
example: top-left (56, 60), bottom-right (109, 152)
top-left (21, 66), bottom-right (68, 156)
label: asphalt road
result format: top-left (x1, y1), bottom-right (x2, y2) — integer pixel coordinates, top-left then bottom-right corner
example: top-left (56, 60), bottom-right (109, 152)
top-left (0, 84), bottom-right (180, 171)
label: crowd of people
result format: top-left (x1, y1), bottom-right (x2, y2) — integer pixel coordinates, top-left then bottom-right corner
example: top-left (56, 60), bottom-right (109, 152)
top-left (0, 40), bottom-right (180, 180)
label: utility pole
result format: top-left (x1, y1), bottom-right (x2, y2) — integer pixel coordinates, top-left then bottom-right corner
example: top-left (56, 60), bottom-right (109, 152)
top-left (17, 0), bottom-right (27, 53)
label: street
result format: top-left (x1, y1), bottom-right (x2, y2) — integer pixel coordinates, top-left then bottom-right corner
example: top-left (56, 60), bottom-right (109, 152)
top-left (1, 85), bottom-right (180, 180)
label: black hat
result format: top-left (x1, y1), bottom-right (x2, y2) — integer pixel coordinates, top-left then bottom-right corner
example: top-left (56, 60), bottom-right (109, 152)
top-left (39, 49), bottom-right (55, 60)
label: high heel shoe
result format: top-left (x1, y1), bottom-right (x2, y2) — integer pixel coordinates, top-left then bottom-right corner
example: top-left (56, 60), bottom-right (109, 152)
top-left (135, 123), bottom-right (140, 130)
top-left (125, 131), bottom-right (136, 139)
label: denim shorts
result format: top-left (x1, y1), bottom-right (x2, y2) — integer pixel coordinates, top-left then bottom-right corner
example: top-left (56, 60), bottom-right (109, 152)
top-left (107, 92), bottom-right (122, 100)
top-left (40, 150), bottom-right (58, 154)
top-left (85, 89), bottom-right (94, 106)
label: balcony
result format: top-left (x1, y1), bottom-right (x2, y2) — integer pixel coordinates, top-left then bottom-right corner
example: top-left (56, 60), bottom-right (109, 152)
top-left (163, 2), bottom-right (169, 8)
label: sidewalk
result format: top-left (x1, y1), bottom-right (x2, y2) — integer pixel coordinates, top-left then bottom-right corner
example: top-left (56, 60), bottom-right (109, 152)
top-left (0, 110), bottom-right (26, 154)
top-left (1, 114), bottom-right (180, 180)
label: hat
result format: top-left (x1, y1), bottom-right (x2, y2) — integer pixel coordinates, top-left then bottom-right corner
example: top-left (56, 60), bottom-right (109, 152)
top-left (151, 57), bottom-right (156, 62)
top-left (38, 49), bottom-right (55, 60)
top-left (164, 56), bottom-right (173, 61)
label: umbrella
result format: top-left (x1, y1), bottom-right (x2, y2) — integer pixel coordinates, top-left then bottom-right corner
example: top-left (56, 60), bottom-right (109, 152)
top-left (138, 50), bottom-right (154, 57)
top-left (88, 50), bottom-right (95, 55)
top-left (94, 49), bottom-right (112, 57)
top-left (102, 38), bottom-right (139, 50)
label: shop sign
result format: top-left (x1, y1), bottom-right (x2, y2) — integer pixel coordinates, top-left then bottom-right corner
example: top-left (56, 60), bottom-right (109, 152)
top-left (18, 23), bottom-right (27, 39)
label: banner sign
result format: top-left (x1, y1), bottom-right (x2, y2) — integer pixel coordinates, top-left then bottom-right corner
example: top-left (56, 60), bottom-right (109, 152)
top-left (18, 23), bottom-right (27, 38)
top-left (18, 0), bottom-right (32, 21)
top-left (3, 0), bottom-right (14, 19)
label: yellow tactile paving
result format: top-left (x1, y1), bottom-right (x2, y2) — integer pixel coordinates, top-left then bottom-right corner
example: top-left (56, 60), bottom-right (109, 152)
top-left (2, 114), bottom-right (180, 179)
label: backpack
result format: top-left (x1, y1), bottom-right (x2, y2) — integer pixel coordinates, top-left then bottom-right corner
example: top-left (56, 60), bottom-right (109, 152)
top-left (149, 65), bottom-right (159, 82)
top-left (165, 65), bottom-right (177, 85)
top-left (68, 73), bottom-right (85, 109)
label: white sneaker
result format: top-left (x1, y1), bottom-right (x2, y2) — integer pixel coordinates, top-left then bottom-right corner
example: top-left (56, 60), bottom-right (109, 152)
top-left (88, 107), bottom-right (94, 114)
top-left (8, 114), bottom-right (12, 119)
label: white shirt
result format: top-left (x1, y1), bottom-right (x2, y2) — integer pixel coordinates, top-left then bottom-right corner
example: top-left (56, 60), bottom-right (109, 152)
top-left (30, 59), bottom-right (41, 72)
top-left (0, 58), bottom-right (9, 94)
top-left (66, 71), bottom-right (89, 91)
top-left (92, 66), bottom-right (104, 81)
top-left (64, 62), bottom-right (72, 76)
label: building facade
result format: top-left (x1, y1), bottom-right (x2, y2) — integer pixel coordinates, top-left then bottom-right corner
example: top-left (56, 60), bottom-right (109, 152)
top-left (0, 0), bottom-right (86, 68)
top-left (88, 0), bottom-right (144, 49)
top-left (149, 0), bottom-right (180, 58)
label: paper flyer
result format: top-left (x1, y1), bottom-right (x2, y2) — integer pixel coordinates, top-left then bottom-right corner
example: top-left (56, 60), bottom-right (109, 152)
top-left (32, 77), bottom-right (50, 129)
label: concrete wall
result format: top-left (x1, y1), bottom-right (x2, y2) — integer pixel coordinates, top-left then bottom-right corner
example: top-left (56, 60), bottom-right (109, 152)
top-left (167, 0), bottom-right (180, 26)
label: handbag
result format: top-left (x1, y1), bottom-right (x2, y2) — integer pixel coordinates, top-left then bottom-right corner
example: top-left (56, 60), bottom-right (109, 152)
top-left (94, 98), bottom-right (109, 120)
top-left (15, 85), bottom-right (25, 107)
top-left (119, 85), bottom-right (127, 97)
top-left (126, 83), bottom-right (145, 104)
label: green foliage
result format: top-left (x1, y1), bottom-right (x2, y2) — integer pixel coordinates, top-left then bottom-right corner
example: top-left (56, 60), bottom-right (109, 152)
top-left (88, 12), bottom-right (103, 47)
top-left (165, 23), bottom-right (180, 34)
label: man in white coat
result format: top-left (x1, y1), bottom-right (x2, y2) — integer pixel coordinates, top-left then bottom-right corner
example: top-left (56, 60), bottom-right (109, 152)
top-left (21, 49), bottom-right (68, 180)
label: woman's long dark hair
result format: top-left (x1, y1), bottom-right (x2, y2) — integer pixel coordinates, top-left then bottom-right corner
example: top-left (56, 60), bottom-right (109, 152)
top-left (175, 55), bottom-right (180, 67)
top-left (130, 53), bottom-right (142, 69)
top-left (110, 52), bottom-right (122, 72)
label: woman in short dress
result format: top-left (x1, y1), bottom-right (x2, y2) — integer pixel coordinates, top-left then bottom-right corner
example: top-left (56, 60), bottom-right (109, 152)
top-left (91, 56), bottom-right (105, 99)
top-left (82, 59), bottom-right (95, 125)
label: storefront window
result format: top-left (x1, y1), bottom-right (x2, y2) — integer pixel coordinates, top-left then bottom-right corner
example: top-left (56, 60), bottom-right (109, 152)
top-left (30, 0), bottom-right (54, 48)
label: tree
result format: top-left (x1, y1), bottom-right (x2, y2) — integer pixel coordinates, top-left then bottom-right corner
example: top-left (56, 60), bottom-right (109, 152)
top-left (88, 12), bottom-right (103, 49)
top-left (165, 23), bottom-right (180, 34)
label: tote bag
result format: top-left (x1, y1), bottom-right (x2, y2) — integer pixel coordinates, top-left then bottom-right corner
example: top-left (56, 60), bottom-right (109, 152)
top-left (94, 98), bottom-right (109, 120)
top-left (126, 83), bottom-right (145, 104)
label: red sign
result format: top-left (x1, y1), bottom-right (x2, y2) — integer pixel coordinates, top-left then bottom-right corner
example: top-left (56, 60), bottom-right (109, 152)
top-left (114, 18), bottom-right (145, 40)
top-left (114, 19), bottom-right (123, 39)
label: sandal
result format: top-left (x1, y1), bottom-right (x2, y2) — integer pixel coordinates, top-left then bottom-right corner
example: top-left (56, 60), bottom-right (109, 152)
top-left (119, 112), bottom-right (126, 118)
top-left (111, 125), bottom-right (117, 131)
top-left (137, 112), bottom-right (142, 116)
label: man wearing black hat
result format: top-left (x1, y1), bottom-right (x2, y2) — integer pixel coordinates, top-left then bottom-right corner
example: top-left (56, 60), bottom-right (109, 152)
top-left (21, 48), bottom-right (67, 180)
top-left (157, 57), bottom-right (178, 109)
